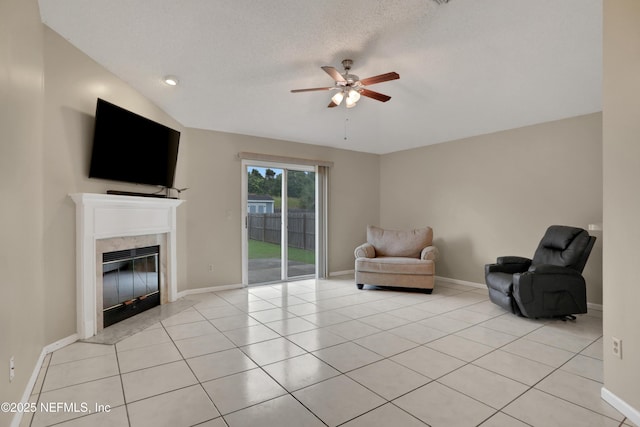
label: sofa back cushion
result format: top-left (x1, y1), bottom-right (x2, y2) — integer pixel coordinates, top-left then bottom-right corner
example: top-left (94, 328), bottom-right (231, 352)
top-left (367, 225), bottom-right (433, 258)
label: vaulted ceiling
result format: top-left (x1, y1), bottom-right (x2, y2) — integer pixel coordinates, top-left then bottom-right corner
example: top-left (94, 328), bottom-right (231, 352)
top-left (38, 0), bottom-right (602, 154)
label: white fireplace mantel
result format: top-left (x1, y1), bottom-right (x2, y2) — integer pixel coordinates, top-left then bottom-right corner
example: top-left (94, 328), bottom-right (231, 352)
top-left (70, 193), bottom-right (184, 339)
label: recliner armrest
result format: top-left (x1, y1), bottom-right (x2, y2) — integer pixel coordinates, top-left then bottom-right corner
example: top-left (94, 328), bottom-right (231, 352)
top-left (421, 246), bottom-right (439, 261)
top-left (354, 243), bottom-right (375, 258)
top-left (490, 256), bottom-right (532, 273)
top-left (485, 263), bottom-right (524, 275)
top-left (497, 256), bottom-right (532, 266)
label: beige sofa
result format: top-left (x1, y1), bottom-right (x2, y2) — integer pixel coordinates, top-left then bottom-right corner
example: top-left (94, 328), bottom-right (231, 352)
top-left (354, 225), bottom-right (438, 293)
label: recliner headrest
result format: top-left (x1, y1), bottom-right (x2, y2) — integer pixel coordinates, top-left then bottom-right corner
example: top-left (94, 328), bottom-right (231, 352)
top-left (539, 225), bottom-right (585, 251)
top-left (532, 225), bottom-right (593, 271)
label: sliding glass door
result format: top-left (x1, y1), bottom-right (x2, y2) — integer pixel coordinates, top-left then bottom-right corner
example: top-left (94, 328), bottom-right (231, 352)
top-left (243, 163), bottom-right (317, 285)
top-left (286, 170), bottom-right (316, 279)
top-left (246, 166), bottom-right (283, 284)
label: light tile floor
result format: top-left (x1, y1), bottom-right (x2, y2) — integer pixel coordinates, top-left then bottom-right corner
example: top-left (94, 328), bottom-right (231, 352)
top-left (20, 277), bottom-right (638, 427)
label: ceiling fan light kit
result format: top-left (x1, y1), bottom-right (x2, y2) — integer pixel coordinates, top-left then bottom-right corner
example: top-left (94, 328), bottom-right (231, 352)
top-left (331, 91), bottom-right (344, 106)
top-left (346, 89), bottom-right (360, 108)
top-left (291, 59), bottom-right (399, 109)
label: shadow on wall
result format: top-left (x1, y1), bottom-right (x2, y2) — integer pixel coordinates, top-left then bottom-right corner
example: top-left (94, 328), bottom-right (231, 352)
top-left (582, 229), bottom-right (603, 305)
top-left (60, 106), bottom-right (95, 178)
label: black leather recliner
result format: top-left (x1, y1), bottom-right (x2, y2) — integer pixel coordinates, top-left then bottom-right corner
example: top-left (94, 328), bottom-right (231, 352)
top-left (485, 225), bottom-right (596, 319)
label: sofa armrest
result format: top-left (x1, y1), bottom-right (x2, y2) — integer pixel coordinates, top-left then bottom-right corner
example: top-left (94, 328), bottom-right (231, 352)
top-left (354, 243), bottom-right (376, 258)
top-left (420, 246), bottom-right (439, 261)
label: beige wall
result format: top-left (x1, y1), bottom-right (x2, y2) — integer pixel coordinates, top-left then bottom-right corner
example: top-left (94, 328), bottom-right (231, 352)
top-left (380, 113), bottom-right (603, 304)
top-left (602, 0), bottom-right (640, 415)
top-left (0, 0), bottom-right (45, 421)
top-left (184, 128), bottom-right (379, 289)
top-left (4, 17), bottom-right (378, 363)
top-left (0, 11), bottom-right (378, 416)
top-left (41, 27), bottom-right (189, 343)
top-left (7, 0), bottom-right (632, 421)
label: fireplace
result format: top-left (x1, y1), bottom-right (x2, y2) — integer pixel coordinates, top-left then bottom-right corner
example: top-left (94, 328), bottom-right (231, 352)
top-left (71, 193), bottom-right (184, 339)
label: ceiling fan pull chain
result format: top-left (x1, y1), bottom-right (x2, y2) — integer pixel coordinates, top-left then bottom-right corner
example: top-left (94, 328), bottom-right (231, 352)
top-left (344, 116), bottom-right (349, 140)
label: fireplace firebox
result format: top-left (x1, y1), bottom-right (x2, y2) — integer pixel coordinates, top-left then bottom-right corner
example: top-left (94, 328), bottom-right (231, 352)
top-left (102, 245), bottom-right (161, 327)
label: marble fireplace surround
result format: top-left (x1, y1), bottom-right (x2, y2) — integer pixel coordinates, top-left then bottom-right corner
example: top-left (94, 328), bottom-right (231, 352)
top-left (71, 193), bottom-right (184, 339)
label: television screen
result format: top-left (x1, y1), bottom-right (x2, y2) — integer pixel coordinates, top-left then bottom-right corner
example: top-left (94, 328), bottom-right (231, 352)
top-left (89, 98), bottom-right (180, 188)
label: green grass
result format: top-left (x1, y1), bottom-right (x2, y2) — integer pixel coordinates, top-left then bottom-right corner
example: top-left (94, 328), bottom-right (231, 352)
top-left (271, 196), bottom-right (303, 209)
top-left (249, 239), bottom-right (315, 264)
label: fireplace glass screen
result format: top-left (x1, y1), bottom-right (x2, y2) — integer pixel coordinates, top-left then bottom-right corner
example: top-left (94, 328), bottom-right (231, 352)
top-left (102, 245), bottom-right (160, 327)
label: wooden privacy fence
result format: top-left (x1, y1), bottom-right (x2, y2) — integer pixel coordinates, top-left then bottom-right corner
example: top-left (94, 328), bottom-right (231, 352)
top-left (248, 212), bottom-right (315, 251)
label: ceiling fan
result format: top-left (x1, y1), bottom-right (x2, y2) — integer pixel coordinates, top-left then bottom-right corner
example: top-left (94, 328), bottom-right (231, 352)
top-left (291, 59), bottom-right (399, 108)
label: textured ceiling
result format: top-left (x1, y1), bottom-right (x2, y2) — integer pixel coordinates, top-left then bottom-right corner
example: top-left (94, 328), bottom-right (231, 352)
top-left (38, 0), bottom-right (602, 154)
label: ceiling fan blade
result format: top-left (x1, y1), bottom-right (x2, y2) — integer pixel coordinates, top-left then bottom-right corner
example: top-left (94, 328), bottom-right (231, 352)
top-left (360, 88), bottom-right (392, 102)
top-left (360, 72), bottom-right (400, 86)
top-left (321, 66), bottom-right (347, 83)
top-left (327, 101), bottom-right (339, 108)
top-left (290, 87), bottom-right (333, 93)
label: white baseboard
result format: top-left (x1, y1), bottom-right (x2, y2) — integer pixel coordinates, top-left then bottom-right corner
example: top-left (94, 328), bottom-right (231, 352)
top-left (587, 302), bottom-right (603, 311)
top-left (157, 273), bottom-right (606, 313)
top-left (176, 283), bottom-right (243, 299)
top-left (435, 275), bottom-right (485, 289)
top-left (11, 334), bottom-right (78, 427)
top-left (177, 275), bottom-right (360, 296)
top-left (435, 275), bottom-right (603, 311)
top-left (330, 269), bottom-right (354, 277)
top-left (602, 387), bottom-right (640, 426)
top-left (44, 333), bottom-right (78, 354)
top-left (177, 275), bottom-right (605, 314)
top-left (176, 274), bottom-right (363, 298)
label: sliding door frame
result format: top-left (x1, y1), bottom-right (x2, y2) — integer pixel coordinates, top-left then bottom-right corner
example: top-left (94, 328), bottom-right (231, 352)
top-left (241, 159), bottom-right (326, 286)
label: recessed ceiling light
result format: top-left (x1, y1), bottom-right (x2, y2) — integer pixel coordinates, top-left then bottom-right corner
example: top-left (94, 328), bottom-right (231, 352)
top-left (163, 75), bottom-right (179, 86)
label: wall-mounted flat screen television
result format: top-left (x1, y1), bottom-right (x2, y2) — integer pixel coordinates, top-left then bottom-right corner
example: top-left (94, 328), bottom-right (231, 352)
top-left (88, 98), bottom-right (180, 188)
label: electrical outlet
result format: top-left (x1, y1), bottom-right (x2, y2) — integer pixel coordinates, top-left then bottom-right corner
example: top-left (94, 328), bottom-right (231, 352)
top-left (612, 337), bottom-right (622, 359)
top-left (208, 264), bottom-right (214, 272)
top-left (9, 356), bottom-right (15, 382)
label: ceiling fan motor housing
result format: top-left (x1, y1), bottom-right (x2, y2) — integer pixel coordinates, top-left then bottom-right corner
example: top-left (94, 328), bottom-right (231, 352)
top-left (339, 60), bottom-right (360, 87)
top-left (340, 74), bottom-right (361, 87)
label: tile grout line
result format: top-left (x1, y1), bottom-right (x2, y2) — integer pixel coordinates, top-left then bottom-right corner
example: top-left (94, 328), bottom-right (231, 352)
top-left (200, 286), bottom-right (433, 425)
top-left (194, 290), bottom-right (331, 426)
top-left (159, 316), bottom-right (225, 426)
top-left (454, 322), bottom-right (611, 426)
top-left (214, 286), bottom-right (500, 425)
top-left (112, 342), bottom-right (132, 427)
top-left (32, 280), bottom-right (614, 427)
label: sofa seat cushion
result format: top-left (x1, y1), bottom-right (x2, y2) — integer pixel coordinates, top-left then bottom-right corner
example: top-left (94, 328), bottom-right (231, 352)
top-left (356, 256), bottom-right (434, 275)
top-left (367, 225), bottom-right (433, 258)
